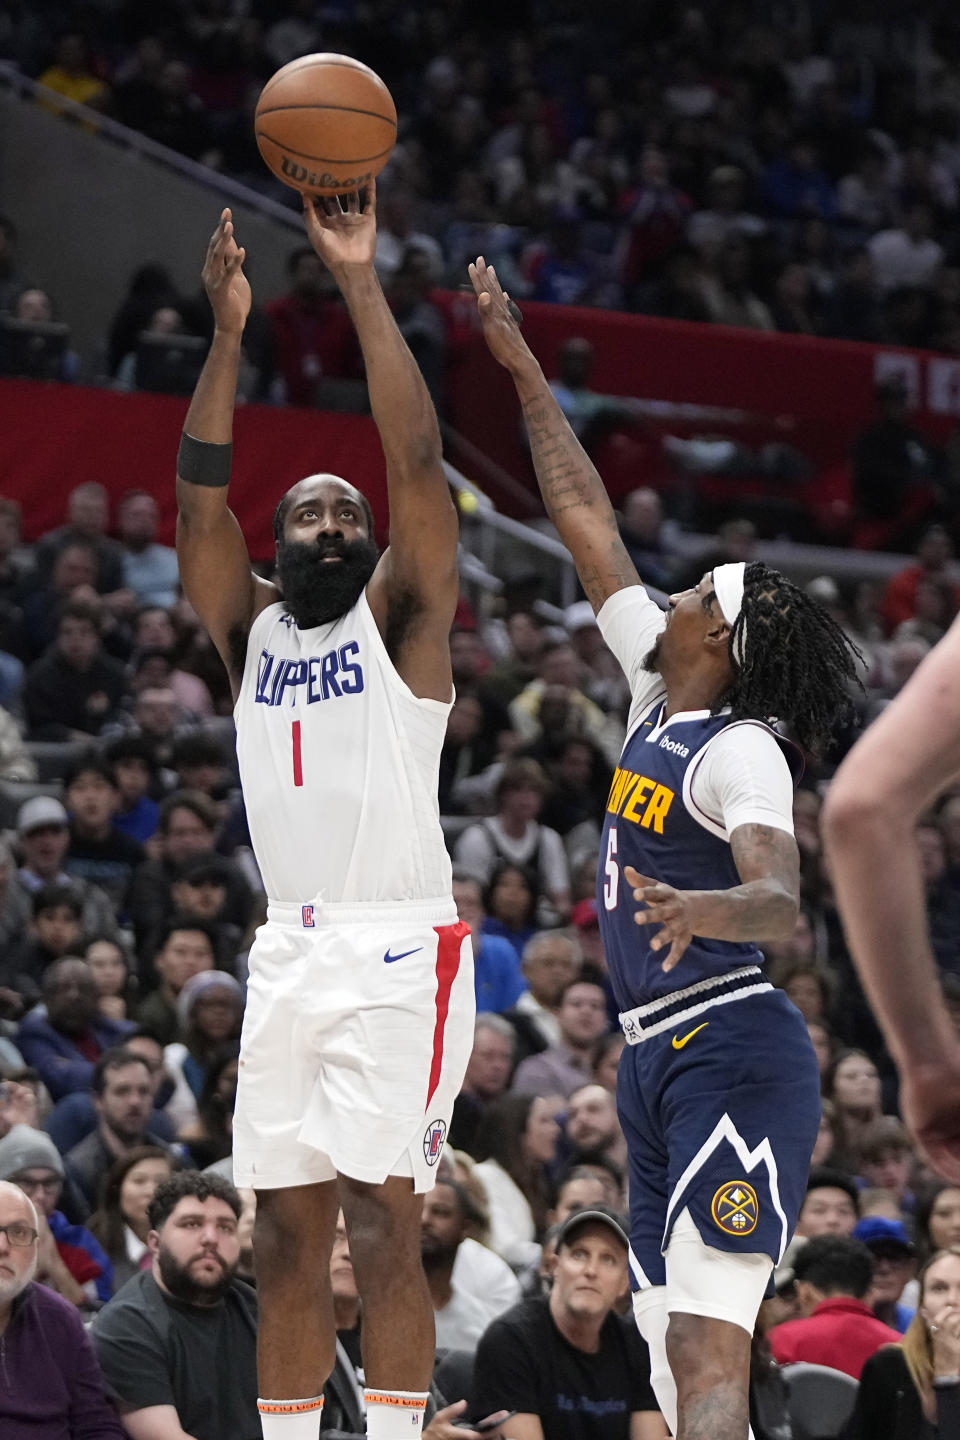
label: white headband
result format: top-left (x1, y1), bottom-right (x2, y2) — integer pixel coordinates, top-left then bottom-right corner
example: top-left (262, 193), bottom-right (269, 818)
top-left (712, 562), bottom-right (747, 664)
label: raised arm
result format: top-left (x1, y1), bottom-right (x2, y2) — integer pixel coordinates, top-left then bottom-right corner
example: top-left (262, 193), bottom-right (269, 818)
top-left (823, 614), bottom-right (960, 1180)
top-left (175, 209), bottom-right (277, 692)
top-left (302, 185), bottom-right (458, 694)
top-left (469, 257), bottom-right (640, 613)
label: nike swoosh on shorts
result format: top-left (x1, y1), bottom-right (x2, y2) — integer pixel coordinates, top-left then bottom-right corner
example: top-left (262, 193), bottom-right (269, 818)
top-left (383, 947), bottom-right (423, 964)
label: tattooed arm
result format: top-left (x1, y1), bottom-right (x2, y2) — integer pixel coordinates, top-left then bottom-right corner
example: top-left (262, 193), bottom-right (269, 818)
top-left (623, 825), bottom-right (799, 973)
top-left (469, 257), bottom-right (640, 612)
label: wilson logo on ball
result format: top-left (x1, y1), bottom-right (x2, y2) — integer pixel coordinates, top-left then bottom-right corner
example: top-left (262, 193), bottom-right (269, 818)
top-left (255, 52), bottom-right (397, 197)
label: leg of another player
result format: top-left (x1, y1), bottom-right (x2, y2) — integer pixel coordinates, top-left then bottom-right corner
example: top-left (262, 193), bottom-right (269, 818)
top-left (666, 1313), bottom-right (752, 1440)
top-left (339, 1173), bottom-right (435, 1439)
top-left (255, 1180), bottom-right (341, 1437)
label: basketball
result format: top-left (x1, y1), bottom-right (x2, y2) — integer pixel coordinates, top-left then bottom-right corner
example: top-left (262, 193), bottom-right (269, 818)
top-left (254, 53), bottom-right (397, 196)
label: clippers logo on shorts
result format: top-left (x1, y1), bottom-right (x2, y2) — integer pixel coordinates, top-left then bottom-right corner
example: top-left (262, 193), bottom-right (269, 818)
top-left (423, 1118), bottom-right (446, 1166)
top-left (711, 1180), bottom-right (759, 1236)
top-left (302, 905), bottom-right (316, 928)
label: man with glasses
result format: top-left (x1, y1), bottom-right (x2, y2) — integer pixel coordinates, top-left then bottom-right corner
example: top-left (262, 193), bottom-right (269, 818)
top-left (0, 1177), bottom-right (124, 1435)
top-left (0, 1122), bottom-right (113, 1306)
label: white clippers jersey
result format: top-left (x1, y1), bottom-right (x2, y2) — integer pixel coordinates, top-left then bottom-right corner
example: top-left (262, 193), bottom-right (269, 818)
top-left (234, 593), bottom-right (454, 904)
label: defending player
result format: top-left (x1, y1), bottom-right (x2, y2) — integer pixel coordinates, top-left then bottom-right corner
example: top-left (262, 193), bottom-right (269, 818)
top-left (470, 256), bottom-right (859, 1440)
top-left (175, 193), bottom-right (474, 1440)
top-left (824, 613), bottom-right (960, 1185)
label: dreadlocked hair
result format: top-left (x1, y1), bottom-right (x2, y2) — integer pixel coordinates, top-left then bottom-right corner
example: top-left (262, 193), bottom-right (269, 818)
top-left (719, 562), bottom-right (862, 757)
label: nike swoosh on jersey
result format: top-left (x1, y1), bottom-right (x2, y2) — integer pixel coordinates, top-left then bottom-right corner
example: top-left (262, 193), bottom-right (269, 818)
top-left (671, 1022), bottom-right (709, 1050)
top-left (383, 947), bottom-right (423, 964)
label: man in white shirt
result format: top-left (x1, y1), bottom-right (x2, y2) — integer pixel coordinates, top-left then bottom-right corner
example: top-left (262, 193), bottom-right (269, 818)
top-left (867, 202), bottom-right (945, 293)
top-left (422, 1180), bottom-right (504, 1351)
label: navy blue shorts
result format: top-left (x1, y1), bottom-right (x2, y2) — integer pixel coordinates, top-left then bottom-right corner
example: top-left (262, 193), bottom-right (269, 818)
top-left (617, 986), bottom-right (821, 1291)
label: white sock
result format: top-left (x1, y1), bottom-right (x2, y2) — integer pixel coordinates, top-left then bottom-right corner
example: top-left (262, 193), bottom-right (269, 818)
top-left (257, 1395), bottom-right (324, 1439)
top-left (364, 1388), bottom-right (429, 1438)
top-left (632, 1289), bottom-right (678, 1436)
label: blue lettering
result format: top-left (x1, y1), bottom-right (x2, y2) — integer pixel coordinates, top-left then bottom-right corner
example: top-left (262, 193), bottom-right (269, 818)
top-left (307, 656), bottom-right (324, 703)
top-left (255, 650), bottom-right (274, 704)
top-left (269, 658), bottom-right (288, 706)
top-left (277, 659), bottom-right (307, 705)
top-left (320, 651), bottom-right (342, 699)
top-left (338, 641), bottom-right (364, 694)
top-left (251, 647), bottom-right (365, 705)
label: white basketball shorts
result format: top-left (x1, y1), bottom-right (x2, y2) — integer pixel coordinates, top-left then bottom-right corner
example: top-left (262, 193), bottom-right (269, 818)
top-left (233, 895), bottom-right (475, 1193)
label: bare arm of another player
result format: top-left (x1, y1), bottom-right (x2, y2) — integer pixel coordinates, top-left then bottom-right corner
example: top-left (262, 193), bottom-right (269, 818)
top-left (823, 614), bottom-right (960, 1181)
top-left (302, 185), bottom-right (457, 701)
top-left (469, 257), bottom-right (639, 614)
top-left (175, 209), bottom-right (277, 689)
top-left (624, 824), bottom-right (799, 973)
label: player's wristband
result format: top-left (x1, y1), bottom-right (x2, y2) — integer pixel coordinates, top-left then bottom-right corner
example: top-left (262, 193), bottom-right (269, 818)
top-left (177, 432), bottom-right (232, 487)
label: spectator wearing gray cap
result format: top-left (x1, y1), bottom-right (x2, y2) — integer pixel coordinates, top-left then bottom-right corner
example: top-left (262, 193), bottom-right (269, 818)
top-left (0, 1123), bottom-right (112, 1306)
top-left (0, 1177), bottom-right (125, 1438)
top-left (471, 1206), bottom-right (666, 1439)
top-left (15, 795), bottom-right (118, 941)
top-left (163, 971), bottom-right (243, 1135)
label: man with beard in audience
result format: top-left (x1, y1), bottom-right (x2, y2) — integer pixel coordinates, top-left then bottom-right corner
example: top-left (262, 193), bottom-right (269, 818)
top-left (92, 1170), bottom-right (259, 1439)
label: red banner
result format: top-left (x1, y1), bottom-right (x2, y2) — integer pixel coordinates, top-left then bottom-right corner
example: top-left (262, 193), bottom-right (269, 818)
top-left (3, 309), bottom-right (958, 553)
top-left (0, 380), bottom-right (388, 558)
top-left (444, 301), bottom-right (960, 536)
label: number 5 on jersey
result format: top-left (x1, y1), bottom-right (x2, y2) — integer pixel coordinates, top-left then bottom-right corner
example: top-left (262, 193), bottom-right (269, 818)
top-left (603, 826), bottom-right (618, 910)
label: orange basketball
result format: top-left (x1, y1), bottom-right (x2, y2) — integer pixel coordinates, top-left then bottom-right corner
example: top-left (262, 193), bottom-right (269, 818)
top-left (254, 53), bottom-right (397, 196)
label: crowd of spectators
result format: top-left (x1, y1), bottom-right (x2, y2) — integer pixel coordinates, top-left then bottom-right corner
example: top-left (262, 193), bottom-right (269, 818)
top-left (9, 6), bottom-right (960, 400)
top-left (0, 474), bottom-right (960, 1435)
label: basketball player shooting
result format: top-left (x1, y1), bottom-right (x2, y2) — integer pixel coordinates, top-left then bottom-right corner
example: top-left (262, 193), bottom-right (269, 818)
top-left (175, 194), bottom-right (475, 1440)
top-left (469, 257), bottom-right (861, 1440)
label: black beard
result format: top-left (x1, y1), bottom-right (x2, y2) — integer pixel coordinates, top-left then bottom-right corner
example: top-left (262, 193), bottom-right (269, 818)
top-left (157, 1244), bottom-right (235, 1306)
top-left (641, 636), bottom-right (662, 673)
top-left (276, 535), bottom-right (379, 627)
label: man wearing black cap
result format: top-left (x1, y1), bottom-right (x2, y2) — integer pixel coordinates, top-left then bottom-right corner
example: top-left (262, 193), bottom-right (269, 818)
top-left (470, 1207), bottom-right (666, 1439)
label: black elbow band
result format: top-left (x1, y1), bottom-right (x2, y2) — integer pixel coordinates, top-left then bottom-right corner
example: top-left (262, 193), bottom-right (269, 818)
top-left (177, 432), bottom-right (232, 488)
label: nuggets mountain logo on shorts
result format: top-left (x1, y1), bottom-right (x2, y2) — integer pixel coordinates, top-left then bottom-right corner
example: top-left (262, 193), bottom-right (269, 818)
top-left (423, 1118), bottom-right (446, 1166)
top-left (711, 1180), bottom-right (759, 1236)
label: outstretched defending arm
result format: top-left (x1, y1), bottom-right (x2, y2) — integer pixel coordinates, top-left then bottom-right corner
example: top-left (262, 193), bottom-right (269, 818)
top-left (469, 257), bottom-right (640, 613)
top-left (302, 185), bottom-right (458, 700)
top-left (823, 614), bottom-right (960, 1182)
top-left (175, 209), bottom-right (276, 692)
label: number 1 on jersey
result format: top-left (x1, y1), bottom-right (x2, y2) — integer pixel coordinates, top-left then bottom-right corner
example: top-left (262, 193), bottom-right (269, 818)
top-left (603, 825), bottom-right (618, 910)
top-left (292, 720), bottom-right (303, 787)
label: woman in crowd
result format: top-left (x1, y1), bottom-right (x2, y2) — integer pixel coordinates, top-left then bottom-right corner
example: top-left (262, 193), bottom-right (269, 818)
top-left (87, 1145), bottom-right (176, 1292)
top-left (85, 935), bottom-right (135, 1022)
top-left (472, 1092), bottom-right (560, 1268)
top-left (163, 970), bottom-right (243, 1133)
top-left (845, 1248), bottom-right (960, 1437)
top-left (915, 1182), bottom-right (960, 1262)
top-left (480, 861), bottom-right (541, 963)
top-left (824, 1047), bottom-right (883, 1169)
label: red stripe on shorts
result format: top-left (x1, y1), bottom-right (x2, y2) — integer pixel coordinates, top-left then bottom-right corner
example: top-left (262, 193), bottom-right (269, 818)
top-left (426, 921), bottom-right (468, 1109)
